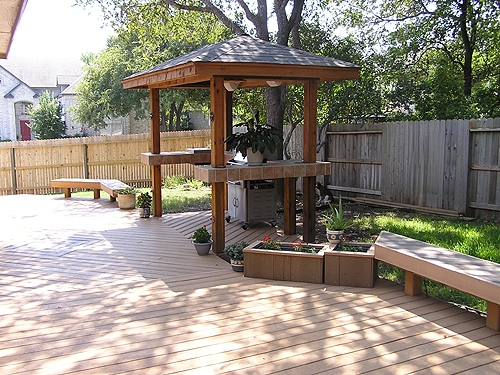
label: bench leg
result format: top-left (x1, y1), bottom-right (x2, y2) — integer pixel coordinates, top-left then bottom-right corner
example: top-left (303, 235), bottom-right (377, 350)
top-left (63, 188), bottom-right (71, 198)
top-left (405, 271), bottom-right (422, 296)
top-left (93, 189), bottom-right (101, 199)
top-left (486, 302), bottom-right (500, 331)
top-left (109, 195), bottom-right (116, 202)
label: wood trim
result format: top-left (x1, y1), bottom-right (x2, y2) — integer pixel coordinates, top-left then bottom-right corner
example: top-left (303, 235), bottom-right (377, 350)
top-left (327, 131), bottom-right (383, 135)
top-left (328, 185), bottom-right (382, 196)
top-left (469, 202), bottom-right (500, 212)
top-left (328, 158), bottom-right (382, 165)
top-left (470, 164), bottom-right (500, 172)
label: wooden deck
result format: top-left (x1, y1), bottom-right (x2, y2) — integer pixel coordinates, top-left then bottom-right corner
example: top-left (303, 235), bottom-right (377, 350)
top-left (1, 194), bottom-right (499, 374)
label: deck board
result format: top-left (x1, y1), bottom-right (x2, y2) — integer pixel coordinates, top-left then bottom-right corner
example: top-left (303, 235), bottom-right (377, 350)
top-left (0, 194), bottom-right (499, 374)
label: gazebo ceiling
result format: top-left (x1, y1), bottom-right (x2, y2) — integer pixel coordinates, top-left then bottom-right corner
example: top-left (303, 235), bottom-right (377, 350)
top-left (122, 35), bottom-right (360, 90)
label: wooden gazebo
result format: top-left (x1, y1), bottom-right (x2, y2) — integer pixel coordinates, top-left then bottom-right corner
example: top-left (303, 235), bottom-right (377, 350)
top-left (122, 35), bottom-right (360, 253)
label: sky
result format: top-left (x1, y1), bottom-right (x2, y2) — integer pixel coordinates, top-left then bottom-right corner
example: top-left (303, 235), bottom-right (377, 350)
top-left (8, 0), bottom-right (114, 59)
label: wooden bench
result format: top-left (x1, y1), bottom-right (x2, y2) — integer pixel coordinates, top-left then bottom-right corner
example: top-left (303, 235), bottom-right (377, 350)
top-left (51, 178), bottom-right (131, 202)
top-left (374, 231), bottom-right (500, 331)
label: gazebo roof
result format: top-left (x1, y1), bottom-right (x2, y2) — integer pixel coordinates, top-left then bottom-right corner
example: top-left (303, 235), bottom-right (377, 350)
top-left (122, 35), bottom-right (360, 90)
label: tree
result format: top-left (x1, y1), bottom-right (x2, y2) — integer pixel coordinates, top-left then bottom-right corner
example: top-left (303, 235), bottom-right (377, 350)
top-left (77, 0), bottom-right (314, 153)
top-left (27, 91), bottom-right (66, 140)
top-left (329, 0), bottom-right (500, 117)
top-left (73, 7), bottom-right (229, 131)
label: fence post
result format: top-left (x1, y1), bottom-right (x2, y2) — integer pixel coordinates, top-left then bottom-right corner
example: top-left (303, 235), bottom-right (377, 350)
top-left (10, 148), bottom-right (17, 195)
top-left (82, 144), bottom-right (89, 179)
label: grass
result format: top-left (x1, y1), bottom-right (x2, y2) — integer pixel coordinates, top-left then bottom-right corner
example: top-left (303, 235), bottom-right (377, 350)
top-left (353, 213), bottom-right (500, 312)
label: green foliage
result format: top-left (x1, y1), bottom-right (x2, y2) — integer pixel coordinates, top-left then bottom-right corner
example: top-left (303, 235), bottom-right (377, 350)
top-left (225, 114), bottom-right (282, 157)
top-left (322, 197), bottom-right (353, 230)
top-left (162, 175), bottom-right (204, 190)
top-left (189, 226), bottom-right (211, 243)
top-left (224, 240), bottom-right (249, 260)
top-left (27, 92), bottom-right (66, 139)
top-left (117, 187), bottom-right (136, 195)
top-left (136, 191), bottom-right (152, 208)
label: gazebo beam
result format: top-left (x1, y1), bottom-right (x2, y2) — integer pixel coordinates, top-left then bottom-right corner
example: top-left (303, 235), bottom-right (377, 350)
top-left (302, 79), bottom-right (318, 242)
top-left (210, 77), bottom-right (227, 253)
top-left (149, 88), bottom-right (163, 217)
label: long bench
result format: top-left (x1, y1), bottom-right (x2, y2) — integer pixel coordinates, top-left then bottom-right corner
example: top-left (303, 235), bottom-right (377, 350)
top-left (51, 178), bottom-right (131, 202)
top-left (374, 231), bottom-right (500, 331)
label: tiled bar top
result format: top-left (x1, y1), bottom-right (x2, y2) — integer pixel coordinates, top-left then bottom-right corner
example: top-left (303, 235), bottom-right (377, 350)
top-left (194, 160), bottom-right (331, 183)
top-left (141, 150), bottom-right (233, 165)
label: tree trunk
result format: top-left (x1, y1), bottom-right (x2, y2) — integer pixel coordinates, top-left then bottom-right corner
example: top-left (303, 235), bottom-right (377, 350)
top-left (458, 0), bottom-right (474, 97)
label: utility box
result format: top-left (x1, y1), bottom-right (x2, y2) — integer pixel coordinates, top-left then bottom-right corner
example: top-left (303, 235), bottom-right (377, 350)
top-left (227, 180), bottom-right (276, 229)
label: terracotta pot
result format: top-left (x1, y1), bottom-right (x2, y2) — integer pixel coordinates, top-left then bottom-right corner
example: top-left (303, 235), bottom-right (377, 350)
top-left (192, 240), bottom-right (212, 256)
top-left (118, 193), bottom-right (136, 209)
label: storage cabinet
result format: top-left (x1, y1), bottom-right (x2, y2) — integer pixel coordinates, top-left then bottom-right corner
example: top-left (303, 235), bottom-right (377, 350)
top-left (227, 180), bottom-right (276, 229)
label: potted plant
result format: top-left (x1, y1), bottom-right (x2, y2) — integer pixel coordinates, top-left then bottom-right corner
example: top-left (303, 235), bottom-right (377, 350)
top-left (321, 196), bottom-right (353, 245)
top-left (189, 225), bottom-right (212, 255)
top-left (225, 113), bottom-right (281, 166)
top-left (116, 186), bottom-right (137, 209)
top-left (136, 191), bottom-right (152, 218)
top-left (224, 240), bottom-right (249, 272)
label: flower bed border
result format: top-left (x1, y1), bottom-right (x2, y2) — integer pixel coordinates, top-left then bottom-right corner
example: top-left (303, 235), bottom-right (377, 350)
top-left (324, 242), bottom-right (377, 288)
top-left (243, 241), bottom-right (327, 284)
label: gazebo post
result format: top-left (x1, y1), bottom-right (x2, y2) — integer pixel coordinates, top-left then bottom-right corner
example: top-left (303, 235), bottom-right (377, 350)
top-left (210, 77), bottom-right (227, 253)
top-left (149, 88), bottom-right (162, 217)
top-left (302, 79), bottom-right (318, 242)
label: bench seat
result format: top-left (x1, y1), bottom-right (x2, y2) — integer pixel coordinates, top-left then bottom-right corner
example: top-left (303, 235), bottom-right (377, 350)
top-left (374, 231), bottom-right (500, 330)
top-left (51, 178), bottom-right (131, 202)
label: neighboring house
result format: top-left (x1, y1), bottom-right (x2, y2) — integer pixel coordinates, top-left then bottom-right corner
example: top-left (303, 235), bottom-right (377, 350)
top-left (0, 56), bottom-right (82, 140)
top-left (0, 56), bottom-right (206, 141)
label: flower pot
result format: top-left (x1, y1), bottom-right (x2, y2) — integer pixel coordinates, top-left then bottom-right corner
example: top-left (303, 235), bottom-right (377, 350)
top-left (192, 240), bottom-right (212, 256)
top-left (139, 207), bottom-right (151, 218)
top-left (118, 193), bottom-right (136, 209)
top-left (246, 149), bottom-right (264, 166)
top-left (326, 229), bottom-right (344, 245)
top-left (230, 258), bottom-right (244, 272)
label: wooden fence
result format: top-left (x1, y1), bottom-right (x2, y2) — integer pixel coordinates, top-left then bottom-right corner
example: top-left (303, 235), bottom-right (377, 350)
top-left (2, 119), bottom-right (499, 219)
top-left (324, 118), bottom-right (500, 218)
top-left (0, 130), bottom-right (210, 195)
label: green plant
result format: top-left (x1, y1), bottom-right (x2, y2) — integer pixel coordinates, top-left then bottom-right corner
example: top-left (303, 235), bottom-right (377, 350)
top-left (225, 114), bottom-right (281, 157)
top-left (321, 196), bottom-right (353, 230)
top-left (292, 240), bottom-right (316, 253)
top-left (136, 191), bottom-right (152, 208)
top-left (262, 236), bottom-right (281, 250)
top-left (117, 187), bottom-right (136, 195)
top-left (224, 240), bottom-right (249, 260)
top-left (189, 225), bottom-right (211, 243)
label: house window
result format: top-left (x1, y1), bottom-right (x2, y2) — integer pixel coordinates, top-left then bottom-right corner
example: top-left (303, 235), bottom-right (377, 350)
top-left (15, 102), bottom-right (31, 116)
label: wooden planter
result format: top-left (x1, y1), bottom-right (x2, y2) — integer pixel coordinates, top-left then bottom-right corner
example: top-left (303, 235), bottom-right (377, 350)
top-left (243, 241), bottom-right (327, 284)
top-left (324, 242), bottom-right (378, 288)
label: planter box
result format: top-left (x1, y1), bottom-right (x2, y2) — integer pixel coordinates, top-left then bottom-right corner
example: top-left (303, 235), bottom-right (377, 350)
top-left (324, 242), bottom-right (378, 288)
top-left (243, 241), bottom-right (327, 284)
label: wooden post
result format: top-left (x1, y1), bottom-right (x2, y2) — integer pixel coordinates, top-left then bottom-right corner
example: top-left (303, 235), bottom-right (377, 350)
top-left (404, 271), bottom-right (422, 296)
top-left (210, 77), bottom-right (226, 253)
top-left (82, 144), bottom-right (89, 179)
top-left (9, 147), bottom-right (17, 195)
top-left (149, 88), bottom-right (163, 217)
top-left (284, 177), bottom-right (296, 234)
top-left (486, 302), bottom-right (500, 331)
top-left (302, 80), bottom-right (318, 242)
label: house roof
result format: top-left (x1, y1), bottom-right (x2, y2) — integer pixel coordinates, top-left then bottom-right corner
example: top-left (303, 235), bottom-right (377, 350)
top-left (0, 56), bottom-right (82, 88)
top-left (0, 0), bottom-right (27, 59)
top-left (123, 35), bottom-right (360, 90)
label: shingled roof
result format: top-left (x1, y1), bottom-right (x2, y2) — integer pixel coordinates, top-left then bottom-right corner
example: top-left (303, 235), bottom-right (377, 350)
top-left (122, 35), bottom-right (360, 90)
